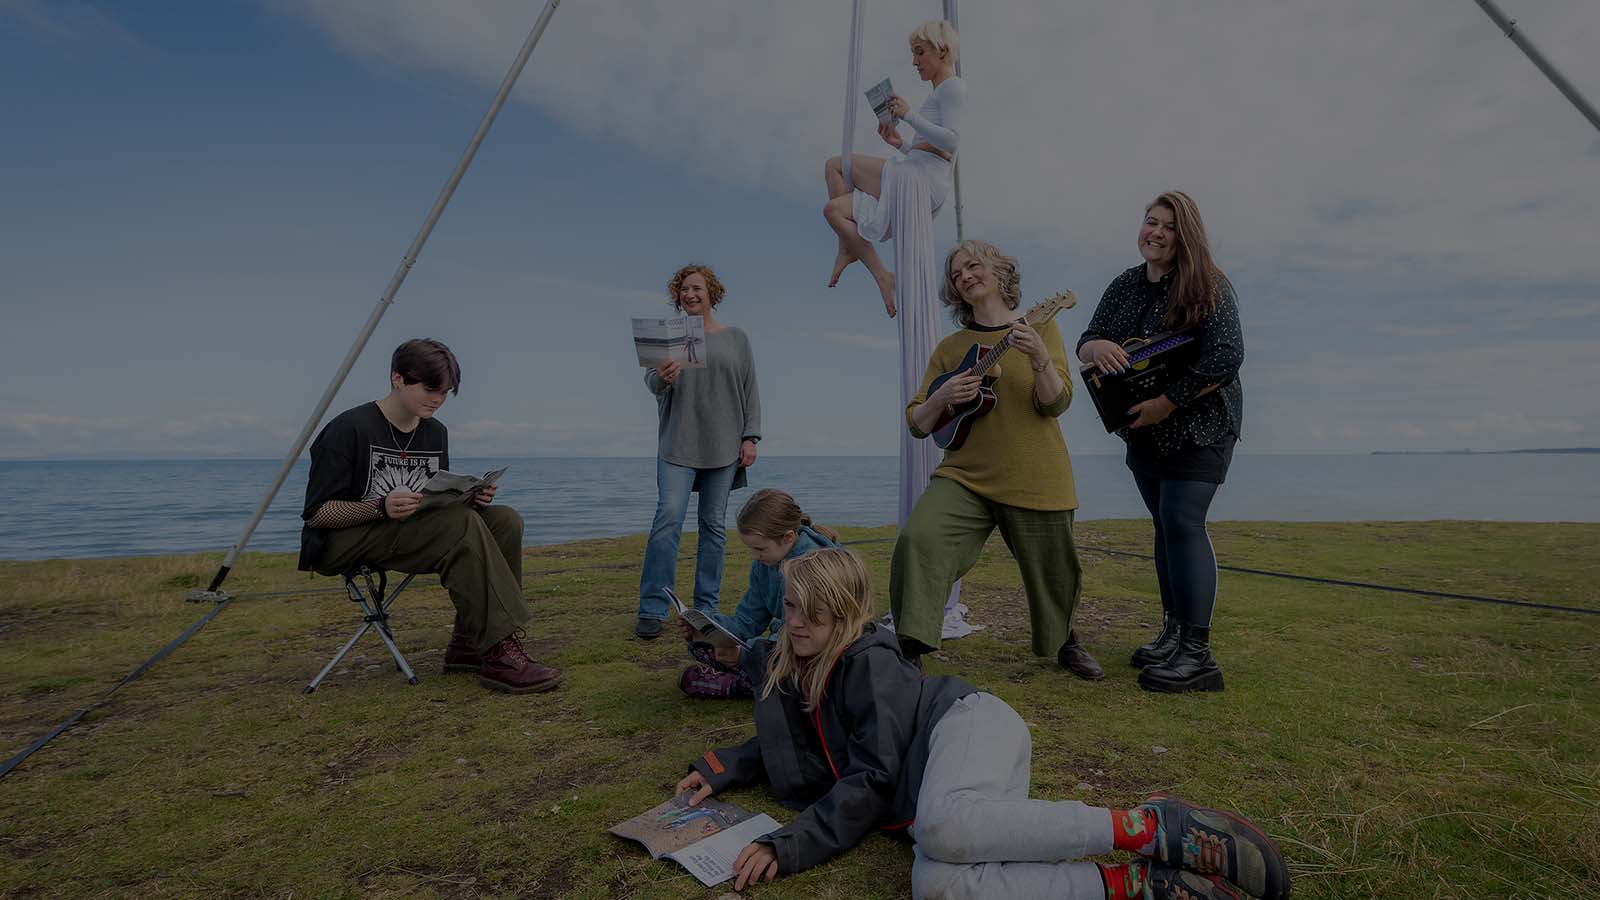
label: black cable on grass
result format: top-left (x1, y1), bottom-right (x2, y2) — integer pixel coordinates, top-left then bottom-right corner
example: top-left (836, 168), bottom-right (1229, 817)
top-left (1076, 545), bottom-right (1599, 618)
top-left (5, 536), bottom-right (1590, 780)
top-left (0, 596), bottom-right (234, 780)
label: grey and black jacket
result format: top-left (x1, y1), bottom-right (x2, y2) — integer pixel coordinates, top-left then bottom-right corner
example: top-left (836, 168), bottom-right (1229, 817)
top-left (687, 624), bottom-right (976, 876)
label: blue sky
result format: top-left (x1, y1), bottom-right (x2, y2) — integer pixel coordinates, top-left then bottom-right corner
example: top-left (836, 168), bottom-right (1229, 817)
top-left (3, 0), bottom-right (1598, 459)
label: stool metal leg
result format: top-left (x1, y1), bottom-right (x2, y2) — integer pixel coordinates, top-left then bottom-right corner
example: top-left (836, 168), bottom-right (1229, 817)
top-left (304, 569), bottom-right (421, 693)
top-left (305, 622), bottom-right (373, 694)
top-left (364, 592), bottom-right (419, 682)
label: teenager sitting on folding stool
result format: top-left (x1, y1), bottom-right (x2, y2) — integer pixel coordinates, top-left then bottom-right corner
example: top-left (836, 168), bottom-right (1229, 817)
top-left (298, 338), bottom-right (562, 694)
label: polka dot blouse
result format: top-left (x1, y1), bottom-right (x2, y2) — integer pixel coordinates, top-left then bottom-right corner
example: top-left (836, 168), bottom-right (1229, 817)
top-left (1076, 264), bottom-right (1244, 453)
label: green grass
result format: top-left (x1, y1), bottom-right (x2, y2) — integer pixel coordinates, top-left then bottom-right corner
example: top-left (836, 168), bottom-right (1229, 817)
top-left (1, 521), bottom-right (1596, 899)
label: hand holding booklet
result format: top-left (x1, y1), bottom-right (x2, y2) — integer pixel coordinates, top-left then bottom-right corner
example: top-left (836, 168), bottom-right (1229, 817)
top-left (418, 466), bottom-right (508, 510)
top-left (666, 587), bottom-right (748, 653)
top-left (632, 315), bottom-right (707, 369)
top-left (609, 791), bottom-right (782, 887)
top-left (865, 77), bottom-right (896, 128)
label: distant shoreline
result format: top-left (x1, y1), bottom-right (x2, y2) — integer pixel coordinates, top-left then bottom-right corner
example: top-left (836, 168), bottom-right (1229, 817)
top-left (1370, 448), bottom-right (1600, 456)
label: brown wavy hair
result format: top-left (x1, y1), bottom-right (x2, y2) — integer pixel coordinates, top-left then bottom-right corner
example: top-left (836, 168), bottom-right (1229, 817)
top-left (939, 239), bottom-right (1021, 328)
top-left (1148, 191), bottom-right (1232, 331)
top-left (666, 263), bottom-right (727, 311)
top-left (761, 548), bottom-right (876, 713)
top-left (737, 488), bottom-right (839, 543)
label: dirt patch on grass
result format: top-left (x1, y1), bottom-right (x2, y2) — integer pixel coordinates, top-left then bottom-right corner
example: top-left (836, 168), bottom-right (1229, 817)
top-left (521, 856), bottom-right (576, 900)
top-left (317, 732), bottom-right (424, 790)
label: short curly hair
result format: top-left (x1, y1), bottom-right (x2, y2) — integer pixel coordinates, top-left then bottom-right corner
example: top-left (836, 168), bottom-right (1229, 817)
top-left (666, 263), bottom-right (727, 311)
top-left (939, 240), bottom-right (1021, 328)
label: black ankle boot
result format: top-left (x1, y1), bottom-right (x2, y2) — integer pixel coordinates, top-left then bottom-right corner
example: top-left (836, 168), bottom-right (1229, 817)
top-left (1137, 624), bottom-right (1224, 693)
top-left (1130, 614), bottom-right (1180, 669)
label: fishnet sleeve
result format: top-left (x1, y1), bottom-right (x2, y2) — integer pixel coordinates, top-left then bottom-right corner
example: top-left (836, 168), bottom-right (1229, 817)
top-left (306, 498), bottom-right (382, 530)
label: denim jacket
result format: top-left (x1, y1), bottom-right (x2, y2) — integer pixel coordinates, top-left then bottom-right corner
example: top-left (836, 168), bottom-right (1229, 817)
top-left (708, 525), bottom-right (836, 641)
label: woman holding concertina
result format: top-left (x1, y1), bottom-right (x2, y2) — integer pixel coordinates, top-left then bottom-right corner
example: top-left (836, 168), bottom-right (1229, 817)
top-left (1078, 191), bottom-right (1245, 693)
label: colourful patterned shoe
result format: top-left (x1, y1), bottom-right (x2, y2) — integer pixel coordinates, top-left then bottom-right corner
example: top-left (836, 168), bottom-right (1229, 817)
top-left (1145, 863), bottom-right (1251, 900)
top-left (1099, 861), bottom-right (1250, 900)
top-left (1142, 794), bottom-right (1290, 900)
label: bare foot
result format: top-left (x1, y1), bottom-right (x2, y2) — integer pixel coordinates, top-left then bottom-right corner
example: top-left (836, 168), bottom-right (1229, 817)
top-left (828, 249), bottom-right (857, 288)
top-left (876, 270), bottom-right (897, 318)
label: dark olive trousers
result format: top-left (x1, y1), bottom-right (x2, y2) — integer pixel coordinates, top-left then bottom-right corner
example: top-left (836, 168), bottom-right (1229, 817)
top-left (317, 504), bottom-right (531, 655)
top-left (891, 477), bottom-right (1083, 657)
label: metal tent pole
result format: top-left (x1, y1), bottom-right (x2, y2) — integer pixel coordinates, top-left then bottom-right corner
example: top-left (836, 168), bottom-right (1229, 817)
top-left (943, 0), bottom-right (964, 240)
top-left (1470, 0), bottom-right (1600, 135)
top-left (188, 0), bottom-right (564, 602)
top-left (840, 0), bottom-right (866, 191)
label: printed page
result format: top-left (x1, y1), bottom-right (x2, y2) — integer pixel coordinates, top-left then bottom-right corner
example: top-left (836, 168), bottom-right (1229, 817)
top-left (420, 470), bottom-right (483, 494)
top-left (865, 77), bottom-right (895, 128)
top-left (632, 315), bottom-right (707, 369)
top-left (680, 607), bottom-right (748, 652)
top-left (418, 466), bottom-right (509, 510)
top-left (609, 793), bottom-right (757, 859)
top-left (666, 814), bottom-right (782, 887)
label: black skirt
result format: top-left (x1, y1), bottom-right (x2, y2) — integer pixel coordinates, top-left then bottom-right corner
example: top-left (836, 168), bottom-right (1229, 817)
top-left (1125, 433), bottom-right (1237, 484)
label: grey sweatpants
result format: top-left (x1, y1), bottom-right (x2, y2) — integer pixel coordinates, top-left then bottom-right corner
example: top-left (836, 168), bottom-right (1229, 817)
top-left (910, 692), bottom-right (1112, 900)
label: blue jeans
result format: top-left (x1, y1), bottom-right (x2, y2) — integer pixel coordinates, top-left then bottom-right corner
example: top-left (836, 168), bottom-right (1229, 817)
top-left (638, 458), bottom-right (739, 621)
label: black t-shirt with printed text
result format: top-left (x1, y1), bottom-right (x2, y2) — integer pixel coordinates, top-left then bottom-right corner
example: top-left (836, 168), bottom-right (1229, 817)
top-left (298, 402), bottom-right (449, 571)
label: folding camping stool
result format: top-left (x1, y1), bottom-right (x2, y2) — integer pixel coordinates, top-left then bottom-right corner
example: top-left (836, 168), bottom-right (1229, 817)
top-left (304, 565), bottom-right (419, 693)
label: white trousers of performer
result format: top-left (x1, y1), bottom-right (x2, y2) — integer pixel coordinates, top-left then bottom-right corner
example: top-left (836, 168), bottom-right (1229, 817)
top-left (854, 149), bottom-right (965, 624)
top-left (910, 692), bottom-right (1113, 900)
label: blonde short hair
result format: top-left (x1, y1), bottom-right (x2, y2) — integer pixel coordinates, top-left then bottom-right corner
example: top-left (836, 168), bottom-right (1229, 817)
top-left (909, 20), bottom-right (959, 62)
top-left (940, 239), bottom-right (1021, 327)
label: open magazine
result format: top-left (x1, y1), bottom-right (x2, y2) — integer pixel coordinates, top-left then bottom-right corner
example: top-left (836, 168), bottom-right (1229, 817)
top-left (632, 315), bottom-right (707, 369)
top-left (865, 77), bottom-right (896, 128)
top-left (667, 587), bottom-right (748, 654)
top-left (609, 792), bottom-right (782, 887)
top-left (418, 466), bottom-right (508, 510)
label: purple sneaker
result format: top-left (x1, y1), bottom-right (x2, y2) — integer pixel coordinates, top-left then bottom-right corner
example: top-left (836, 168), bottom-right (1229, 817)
top-left (679, 664), bottom-right (749, 699)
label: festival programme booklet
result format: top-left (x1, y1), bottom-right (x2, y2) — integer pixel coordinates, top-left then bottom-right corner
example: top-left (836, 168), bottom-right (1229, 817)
top-left (417, 466), bottom-right (508, 510)
top-left (666, 587), bottom-right (749, 654)
top-left (865, 77), bottom-right (896, 128)
top-left (609, 791), bottom-right (782, 887)
top-left (631, 315), bottom-right (707, 369)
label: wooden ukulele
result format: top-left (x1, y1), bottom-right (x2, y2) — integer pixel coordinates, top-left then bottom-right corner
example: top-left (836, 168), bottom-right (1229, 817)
top-left (928, 291), bottom-right (1077, 451)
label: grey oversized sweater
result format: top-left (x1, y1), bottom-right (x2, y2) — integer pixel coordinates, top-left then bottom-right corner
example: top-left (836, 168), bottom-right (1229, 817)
top-left (644, 326), bottom-right (761, 473)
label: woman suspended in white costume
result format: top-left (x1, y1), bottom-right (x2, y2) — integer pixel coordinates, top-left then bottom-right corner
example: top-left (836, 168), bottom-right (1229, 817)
top-left (824, 19), bottom-right (966, 319)
top-left (824, 20), bottom-right (976, 639)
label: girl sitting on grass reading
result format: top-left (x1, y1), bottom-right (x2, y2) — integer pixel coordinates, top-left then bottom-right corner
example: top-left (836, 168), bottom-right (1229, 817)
top-left (678, 489), bottom-right (837, 699)
top-left (674, 547), bottom-right (1290, 900)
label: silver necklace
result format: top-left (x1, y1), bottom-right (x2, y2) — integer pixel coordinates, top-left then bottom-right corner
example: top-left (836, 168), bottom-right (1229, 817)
top-left (386, 417), bottom-right (418, 460)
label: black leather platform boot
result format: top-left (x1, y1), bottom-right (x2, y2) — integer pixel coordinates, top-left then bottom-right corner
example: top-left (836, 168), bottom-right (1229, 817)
top-left (1137, 624), bottom-right (1224, 693)
top-left (1129, 613), bottom-right (1180, 668)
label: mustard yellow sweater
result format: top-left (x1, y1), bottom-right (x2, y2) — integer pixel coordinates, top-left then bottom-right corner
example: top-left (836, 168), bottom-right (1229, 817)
top-left (906, 318), bottom-right (1079, 511)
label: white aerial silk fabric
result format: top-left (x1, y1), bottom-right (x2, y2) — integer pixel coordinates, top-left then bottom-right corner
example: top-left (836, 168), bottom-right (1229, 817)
top-left (840, 0), bottom-right (974, 638)
top-left (852, 153), bottom-right (975, 638)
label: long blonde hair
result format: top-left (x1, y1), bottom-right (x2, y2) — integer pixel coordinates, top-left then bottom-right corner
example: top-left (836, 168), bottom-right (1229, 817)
top-left (737, 488), bottom-right (839, 544)
top-left (761, 548), bottom-right (876, 713)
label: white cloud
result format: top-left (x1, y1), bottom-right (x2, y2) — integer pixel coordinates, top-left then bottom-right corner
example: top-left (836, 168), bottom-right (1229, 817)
top-left (284, 0), bottom-right (1600, 287)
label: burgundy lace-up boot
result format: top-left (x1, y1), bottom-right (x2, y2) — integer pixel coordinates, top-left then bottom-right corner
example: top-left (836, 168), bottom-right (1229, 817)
top-left (478, 631), bottom-right (562, 693)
